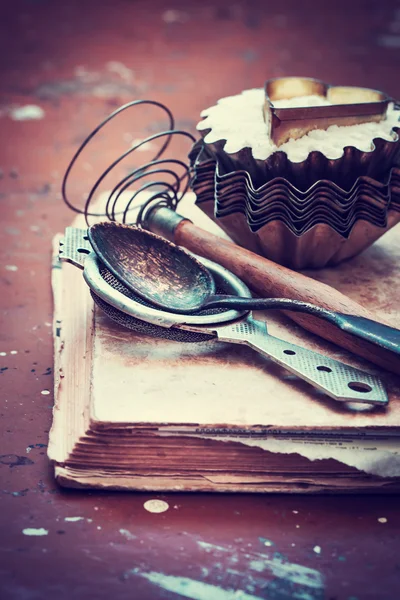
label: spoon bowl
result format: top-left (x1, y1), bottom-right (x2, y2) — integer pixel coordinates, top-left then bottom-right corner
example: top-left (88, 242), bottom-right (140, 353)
top-left (88, 222), bottom-right (215, 313)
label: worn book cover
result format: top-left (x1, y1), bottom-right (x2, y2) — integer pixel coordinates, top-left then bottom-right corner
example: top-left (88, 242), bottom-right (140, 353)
top-left (48, 194), bottom-right (400, 492)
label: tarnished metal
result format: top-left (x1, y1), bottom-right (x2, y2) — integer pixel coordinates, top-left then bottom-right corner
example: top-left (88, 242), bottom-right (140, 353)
top-left (216, 318), bottom-right (388, 405)
top-left (145, 206), bottom-right (188, 241)
top-left (58, 226), bottom-right (91, 268)
top-left (264, 77), bottom-right (391, 146)
top-left (196, 103), bottom-right (400, 192)
top-left (190, 140), bottom-right (400, 268)
top-left (59, 227), bottom-right (250, 327)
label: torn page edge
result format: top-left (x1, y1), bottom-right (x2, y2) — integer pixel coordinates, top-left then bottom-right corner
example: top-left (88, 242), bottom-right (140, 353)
top-left (161, 434), bottom-right (400, 478)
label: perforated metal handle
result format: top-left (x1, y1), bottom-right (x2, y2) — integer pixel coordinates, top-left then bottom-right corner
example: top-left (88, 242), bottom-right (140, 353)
top-left (215, 317), bottom-right (388, 405)
top-left (59, 227), bottom-right (91, 268)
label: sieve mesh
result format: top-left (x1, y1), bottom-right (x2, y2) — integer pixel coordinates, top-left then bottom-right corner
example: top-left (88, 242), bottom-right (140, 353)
top-left (91, 292), bottom-right (215, 342)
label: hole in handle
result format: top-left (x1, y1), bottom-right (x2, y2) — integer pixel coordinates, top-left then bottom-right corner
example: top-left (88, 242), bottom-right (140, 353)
top-left (317, 366), bottom-right (332, 373)
top-left (77, 248), bottom-right (90, 254)
top-left (348, 382), bottom-right (373, 394)
top-left (283, 350), bottom-right (296, 355)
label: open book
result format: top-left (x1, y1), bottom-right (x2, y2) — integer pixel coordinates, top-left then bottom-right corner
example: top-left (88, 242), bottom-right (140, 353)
top-left (48, 194), bottom-right (400, 492)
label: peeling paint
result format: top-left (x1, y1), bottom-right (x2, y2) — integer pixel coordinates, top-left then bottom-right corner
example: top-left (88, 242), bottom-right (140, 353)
top-left (0, 454), bottom-right (34, 468)
top-left (140, 572), bottom-right (262, 600)
top-left (195, 539), bottom-right (324, 597)
top-left (197, 541), bottom-right (227, 553)
top-left (119, 528), bottom-right (136, 540)
top-left (259, 537), bottom-right (274, 547)
top-left (249, 559), bottom-right (266, 573)
top-left (22, 527), bottom-right (48, 536)
top-left (267, 559), bottom-right (323, 590)
top-left (26, 444), bottom-right (47, 454)
top-left (9, 105), bottom-right (45, 121)
top-left (143, 499), bottom-right (169, 513)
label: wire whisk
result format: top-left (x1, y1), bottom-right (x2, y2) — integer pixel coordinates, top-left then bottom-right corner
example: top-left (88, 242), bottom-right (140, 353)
top-left (61, 99), bottom-right (196, 227)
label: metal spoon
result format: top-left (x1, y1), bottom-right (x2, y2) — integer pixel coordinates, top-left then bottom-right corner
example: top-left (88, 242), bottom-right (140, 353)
top-left (88, 222), bottom-right (400, 355)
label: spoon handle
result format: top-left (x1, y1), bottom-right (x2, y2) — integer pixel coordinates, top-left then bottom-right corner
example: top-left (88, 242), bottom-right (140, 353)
top-left (146, 207), bottom-right (400, 374)
top-left (207, 296), bottom-right (400, 355)
top-left (215, 317), bottom-right (388, 406)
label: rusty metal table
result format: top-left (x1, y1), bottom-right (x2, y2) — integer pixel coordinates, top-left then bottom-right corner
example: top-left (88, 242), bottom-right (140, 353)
top-left (1, 1), bottom-right (400, 598)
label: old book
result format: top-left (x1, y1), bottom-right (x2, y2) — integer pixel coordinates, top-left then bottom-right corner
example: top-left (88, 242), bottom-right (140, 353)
top-left (48, 194), bottom-right (400, 492)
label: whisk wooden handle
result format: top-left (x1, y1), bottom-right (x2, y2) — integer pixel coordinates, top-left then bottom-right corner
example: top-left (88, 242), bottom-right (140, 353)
top-left (175, 221), bottom-right (371, 313)
top-left (151, 213), bottom-right (400, 374)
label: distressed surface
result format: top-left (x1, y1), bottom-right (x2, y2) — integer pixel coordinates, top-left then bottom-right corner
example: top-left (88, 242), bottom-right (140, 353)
top-left (1, 0), bottom-right (400, 599)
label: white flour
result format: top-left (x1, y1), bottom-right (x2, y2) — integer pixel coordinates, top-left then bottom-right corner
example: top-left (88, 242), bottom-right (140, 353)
top-left (197, 88), bottom-right (400, 162)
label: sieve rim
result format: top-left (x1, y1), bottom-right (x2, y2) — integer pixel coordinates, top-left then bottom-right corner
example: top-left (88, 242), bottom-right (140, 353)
top-left (82, 251), bottom-right (251, 328)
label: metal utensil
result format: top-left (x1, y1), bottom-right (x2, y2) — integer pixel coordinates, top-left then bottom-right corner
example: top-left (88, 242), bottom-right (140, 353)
top-left (88, 222), bottom-right (400, 356)
top-left (59, 227), bottom-right (388, 406)
top-left (264, 77), bottom-right (391, 146)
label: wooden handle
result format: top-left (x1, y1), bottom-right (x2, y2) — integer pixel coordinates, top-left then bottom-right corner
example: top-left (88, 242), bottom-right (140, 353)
top-left (173, 219), bottom-right (400, 375)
